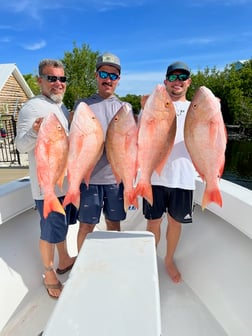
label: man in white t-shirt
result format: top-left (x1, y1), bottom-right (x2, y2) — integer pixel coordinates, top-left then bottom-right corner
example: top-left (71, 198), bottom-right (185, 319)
top-left (143, 61), bottom-right (196, 283)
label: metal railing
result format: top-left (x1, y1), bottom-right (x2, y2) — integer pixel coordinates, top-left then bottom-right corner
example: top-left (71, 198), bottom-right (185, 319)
top-left (0, 114), bottom-right (20, 165)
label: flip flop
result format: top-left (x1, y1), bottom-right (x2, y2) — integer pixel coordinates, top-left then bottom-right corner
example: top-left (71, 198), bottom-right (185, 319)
top-left (56, 263), bottom-right (74, 275)
top-left (44, 280), bottom-right (63, 299)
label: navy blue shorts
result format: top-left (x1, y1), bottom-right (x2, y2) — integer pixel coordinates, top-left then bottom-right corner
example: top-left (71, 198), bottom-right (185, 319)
top-left (78, 183), bottom-right (126, 224)
top-left (143, 186), bottom-right (193, 223)
top-left (35, 197), bottom-right (78, 244)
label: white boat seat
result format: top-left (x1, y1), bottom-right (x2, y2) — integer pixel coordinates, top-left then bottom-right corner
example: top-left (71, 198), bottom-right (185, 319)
top-left (43, 230), bottom-right (162, 336)
top-left (0, 177), bottom-right (34, 224)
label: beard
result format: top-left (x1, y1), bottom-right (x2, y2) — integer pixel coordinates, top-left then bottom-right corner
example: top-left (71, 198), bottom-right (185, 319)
top-left (49, 93), bottom-right (64, 104)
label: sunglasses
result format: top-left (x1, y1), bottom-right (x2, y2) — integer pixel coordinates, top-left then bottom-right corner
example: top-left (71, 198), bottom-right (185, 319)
top-left (166, 74), bottom-right (189, 82)
top-left (40, 75), bottom-right (67, 83)
top-left (98, 71), bottom-right (119, 81)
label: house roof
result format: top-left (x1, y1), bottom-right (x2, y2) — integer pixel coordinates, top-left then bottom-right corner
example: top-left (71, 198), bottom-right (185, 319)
top-left (0, 63), bottom-right (34, 98)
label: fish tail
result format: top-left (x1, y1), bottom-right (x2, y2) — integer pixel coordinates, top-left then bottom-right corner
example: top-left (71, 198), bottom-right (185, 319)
top-left (124, 191), bottom-right (139, 212)
top-left (130, 194), bottom-right (139, 210)
top-left (63, 190), bottom-right (80, 210)
top-left (43, 195), bottom-right (66, 219)
top-left (134, 182), bottom-right (153, 206)
top-left (202, 187), bottom-right (223, 210)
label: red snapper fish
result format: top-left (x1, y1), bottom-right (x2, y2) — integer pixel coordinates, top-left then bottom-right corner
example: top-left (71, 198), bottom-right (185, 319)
top-left (63, 102), bottom-right (104, 209)
top-left (106, 104), bottom-right (138, 211)
top-left (184, 86), bottom-right (227, 209)
top-left (35, 112), bottom-right (68, 218)
top-left (135, 84), bottom-right (177, 205)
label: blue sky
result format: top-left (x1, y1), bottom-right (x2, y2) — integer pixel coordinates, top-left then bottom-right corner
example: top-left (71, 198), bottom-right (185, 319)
top-left (0, 0), bottom-right (251, 96)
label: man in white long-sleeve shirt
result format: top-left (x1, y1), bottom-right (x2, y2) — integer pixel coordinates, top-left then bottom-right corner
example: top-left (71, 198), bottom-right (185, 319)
top-left (16, 59), bottom-right (76, 298)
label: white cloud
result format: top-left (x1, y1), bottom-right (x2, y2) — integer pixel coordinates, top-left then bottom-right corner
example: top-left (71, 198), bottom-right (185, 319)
top-left (22, 40), bottom-right (46, 50)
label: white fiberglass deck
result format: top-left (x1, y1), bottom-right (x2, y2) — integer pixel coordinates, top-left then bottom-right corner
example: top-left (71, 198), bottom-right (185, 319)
top-left (43, 230), bottom-right (161, 336)
top-left (1, 190), bottom-right (252, 335)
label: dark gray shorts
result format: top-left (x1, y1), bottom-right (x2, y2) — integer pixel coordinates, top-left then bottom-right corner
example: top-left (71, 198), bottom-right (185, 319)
top-left (78, 183), bottom-right (126, 224)
top-left (143, 186), bottom-right (193, 223)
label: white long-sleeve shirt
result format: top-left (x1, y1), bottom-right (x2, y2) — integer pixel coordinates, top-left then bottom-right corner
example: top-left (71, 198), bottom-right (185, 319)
top-left (15, 95), bottom-right (69, 200)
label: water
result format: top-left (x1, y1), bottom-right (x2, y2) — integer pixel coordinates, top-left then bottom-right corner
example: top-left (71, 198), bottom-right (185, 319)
top-left (222, 139), bottom-right (252, 190)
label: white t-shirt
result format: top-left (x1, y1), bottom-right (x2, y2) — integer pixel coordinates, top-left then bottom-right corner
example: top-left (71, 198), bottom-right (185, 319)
top-left (151, 100), bottom-right (196, 190)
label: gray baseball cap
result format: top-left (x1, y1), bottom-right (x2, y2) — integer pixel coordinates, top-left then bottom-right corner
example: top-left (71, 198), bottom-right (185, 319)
top-left (96, 52), bottom-right (121, 74)
top-left (166, 61), bottom-right (190, 77)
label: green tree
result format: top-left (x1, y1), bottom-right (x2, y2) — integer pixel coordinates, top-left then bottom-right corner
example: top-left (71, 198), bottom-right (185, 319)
top-left (23, 74), bottom-right (40, 95)
top-left (120, 94), bottom-right (141, 114)
top-left (61, 42), bottom-right (99, 110)
top-left (23, 51), bottom-right (252, 126)
top-left (188, 59), bottom-right (252, 126)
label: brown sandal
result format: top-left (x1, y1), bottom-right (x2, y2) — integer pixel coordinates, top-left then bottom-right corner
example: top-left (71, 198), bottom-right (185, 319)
top-left (43, 266), bottom-right (63, 299)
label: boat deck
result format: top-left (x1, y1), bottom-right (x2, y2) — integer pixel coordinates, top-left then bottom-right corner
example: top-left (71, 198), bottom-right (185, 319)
top-left (0, 167), bottom-right (29, 185)
top-left (1, 199), bottom-right (252, 335)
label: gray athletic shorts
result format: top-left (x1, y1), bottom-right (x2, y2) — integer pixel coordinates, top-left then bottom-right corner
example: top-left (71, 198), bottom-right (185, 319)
top-left (78, 183), bottom-right (126, 224)
top-left (143, 186), bottom-right (193, 223)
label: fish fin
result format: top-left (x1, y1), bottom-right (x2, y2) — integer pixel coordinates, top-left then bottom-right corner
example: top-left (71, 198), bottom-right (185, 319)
top-left (124, 191), bottom-right (139, 212)
top-left (155, 155), bottom-right (169, 175)
top-left (134, 182), bottom-right (153, 206)
top-left (83, 173), bottom-right (91, 188)
top-left (44, 195), bottom-right (66, 219)
top-left (124, 196), bottom-right (130, 213)
top-left (196, 171), bottom-right (206, 183)
top-left (56, 170), bottom-right (66, 191)
top-left (209, 122), bottom-right (219, 144)
top-left (155, 144), bottom-right (174, 175)
top-left (112, 170), bottom-right (122, 184)
top-left (202, 185), bottom-right (222, 210)
top-left (130, 195), bottom-right (139, 210)
top-left (63, 190), bottom-right (80, 210)
top-left (218, 160), bottom-right (225, 178)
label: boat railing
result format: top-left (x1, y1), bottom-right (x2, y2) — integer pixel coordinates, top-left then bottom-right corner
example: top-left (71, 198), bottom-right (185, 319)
top-left (0, 177), bottom-right (34, 225)
top-left (194, 177), bottom-right (252, 239)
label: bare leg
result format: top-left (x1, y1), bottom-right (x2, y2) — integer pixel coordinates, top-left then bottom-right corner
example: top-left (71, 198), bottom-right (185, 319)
top-left (40, 239), bottom-right (62, 298)
top-left (56, 240), bottom-right (76, 270)
top-left (77, 223), bottom-right (95, 252)
top-left (106, 219), bottom-right (121, 231)
top-left (165, 214), bottom-right (182, 283)
top-left (146, 218), bottom-right (162, 246)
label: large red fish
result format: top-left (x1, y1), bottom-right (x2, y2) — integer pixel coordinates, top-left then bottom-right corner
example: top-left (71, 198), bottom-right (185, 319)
top-left (184, 86), bottom-right (227, 209)
top-left (135, 84), bottom-right (177, 205)
top-left (63, 102), bottom-right (104, 209)
top-left (35, 112), bottom-right (68, 218)
top-left (106, 104), bottom-right (138, 211)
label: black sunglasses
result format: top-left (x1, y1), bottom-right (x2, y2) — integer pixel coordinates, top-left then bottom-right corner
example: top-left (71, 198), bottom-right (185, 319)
top-left (40, 75), bottom-right (67, 83)
top-left (166, 74), bottom-right (189, 82)
top-left (98, 71), bottom-right (119, 81)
